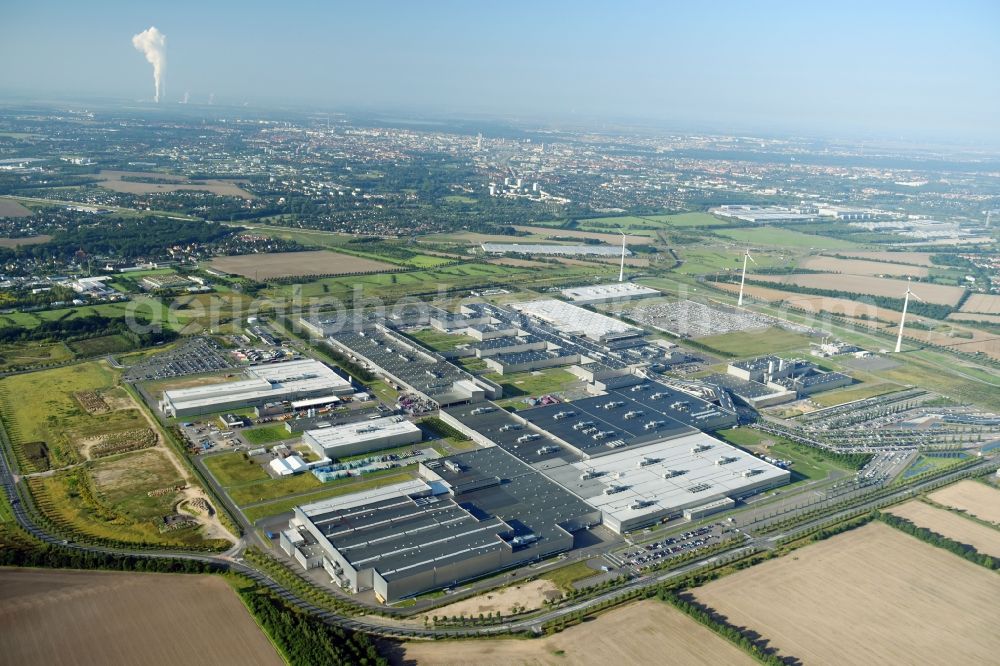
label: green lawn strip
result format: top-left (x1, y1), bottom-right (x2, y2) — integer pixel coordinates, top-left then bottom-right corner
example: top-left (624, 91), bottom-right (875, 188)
top-left (241, 470), bottom-right (414, 523)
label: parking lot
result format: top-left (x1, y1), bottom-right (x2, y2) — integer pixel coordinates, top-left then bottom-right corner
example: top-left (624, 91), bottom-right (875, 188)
top-left (615, 523), bottom-right (733, 570)
top-left (125, 336), bottom-right (236, 382)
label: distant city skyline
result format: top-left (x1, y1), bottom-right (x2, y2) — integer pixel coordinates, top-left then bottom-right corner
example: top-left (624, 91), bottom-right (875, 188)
top-left (1, 1), bottom-right (998, 144)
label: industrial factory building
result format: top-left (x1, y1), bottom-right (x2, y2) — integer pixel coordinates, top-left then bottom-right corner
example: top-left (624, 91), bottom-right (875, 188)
top-left (561, 282), bottom-right (660, 305)
top-left (159, 359), bottom-right (354, 417)
top-left (302, 416), bottom-right (423, 460)
top-left (283, 447), bottom-right (600, 602)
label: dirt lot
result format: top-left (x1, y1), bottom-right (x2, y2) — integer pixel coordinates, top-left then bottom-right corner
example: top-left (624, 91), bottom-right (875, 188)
top-left (887, 500), bottom-right (1000, 557)
top-left (0, 569), bottom-right (282, 666)
top-left (693, 523), bottom-right (1000, 665)
top-left (960, 293), bottom-right (1000, 315)
top-left (96, 170), bottom-right (254, 199)
top-left (754, 273), bottom-right (966, 306)
top-left (838, 250), bottom-right (937, 267)
top-left (398, 599), bottom-right (753, 665)
top-left (210, 250), bottom-right (396, 279)
top-left (0, 198), bottom-right (34, 217)
top-left (426, 580), bottom-right (561, 619)
top-left (801, 255), bottom-right (928, 277)
top-left (929, 480), bottom-right (1000, 524)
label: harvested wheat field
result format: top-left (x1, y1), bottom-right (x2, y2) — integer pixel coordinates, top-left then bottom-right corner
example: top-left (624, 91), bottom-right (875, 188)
top-left (960, 293), bottom-right (1000, 315)
top-left (713, 282), bottom-right (887, 320)
top-left (837, 250), bottom-right (937, 267)
top-left (97, 170), bottom-right (254, 199)
top-left (426, 580), bottom-right (561, 620)
top-left (800, 255), bottom-right (928, 277)
top-left (929, 480), bottom-right (1000, 525)
top-left (398, 599), bottom-right (753, 666)
top-left (948, 312), bottom-right (1000, 324)
top-left (887, 500), bottom-right (1000, 556)
top-left (0, 235), bottom-right (50, 249)
top-left (754, 273), bottom-right (966, 306)
top-left (0, 569), bottom-right (282, 666)
top-left (210, 250), bottom-right (396, 279)
top-left (512, 224), bottom-right (646, 243)
top-left (693, 523), bottom-right (1000, 665)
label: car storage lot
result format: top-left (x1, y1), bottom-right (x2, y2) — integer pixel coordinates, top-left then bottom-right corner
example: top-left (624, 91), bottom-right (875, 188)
top-left (692, 522), bottom-right (1000, 665)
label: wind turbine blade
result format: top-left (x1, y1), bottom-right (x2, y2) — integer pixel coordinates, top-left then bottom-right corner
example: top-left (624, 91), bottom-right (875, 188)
top-left (909, 290), bottom-right (925, 303)
top-left (746, 254), bottom-right (756, 264)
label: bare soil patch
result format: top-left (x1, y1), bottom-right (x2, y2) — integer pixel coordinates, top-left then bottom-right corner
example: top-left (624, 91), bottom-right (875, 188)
top-left (97, 170), bottom-right (254, 199)
top-left (929, 480), bottom-right (1000, 525)
top-left (399, 599), bottom-right (753, 665)
top-left (693, 522), bottom-right (1000, 665)
top-left (426, 580), bottom-right (561, 619)
top-left (210, 250), bottom-right (396, 279)
top-left (0, 199), bottom-right (34, 217)
top-left (801, 255), bottom-right (928, 277)
top-left (0, 569), bottom-right (282, 666)
top-left (754, 273), bottom-right (965, 306)
top-left (887, 500), bottom-right (1000, 556)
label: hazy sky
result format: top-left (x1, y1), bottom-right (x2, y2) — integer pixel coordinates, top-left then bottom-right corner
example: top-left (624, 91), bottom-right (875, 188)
top-left (2, 1), bottom-right (998, 142)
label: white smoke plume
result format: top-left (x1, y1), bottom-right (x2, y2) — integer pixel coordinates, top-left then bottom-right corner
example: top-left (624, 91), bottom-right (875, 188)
top-left (131, 27), bottom-right (167, 102)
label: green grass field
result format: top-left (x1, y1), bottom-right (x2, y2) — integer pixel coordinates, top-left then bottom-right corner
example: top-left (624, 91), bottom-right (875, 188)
top-left (716, 427), bottom-right (846, 483)
top-left (712, 226), bottom-right (862, 250)
top-left (483, 368), bottom-right (579, 398)
top-left (809, 382), bottom-right (903, 407)
top-left (242, 424), bottom-right (295, 446)
top-left (0, 361), bottom-right (147, 471)
top-left (241, 470), bottom-right (415, 523)
top-left (203, 452), bottom-right (270, 486)
top-left (540, 559), bottom-right (600, 591)
top-left (575, 212), bottom-right (727, 232)
top-left (693, 327), bottom-right (814, 357)
top-left (0, 341), bottom-right (74, 371)
top-left (69, 334), bottom-right (136, 356)
top-left (407, 328), bottom-right (475, 351)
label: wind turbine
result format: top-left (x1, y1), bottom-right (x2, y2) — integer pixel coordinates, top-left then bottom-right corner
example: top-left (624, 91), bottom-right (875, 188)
top-left (894, 277), bottom-right (924, 353)
top-left (737, 246), bottom-right (756, 307)
top-left (619, 232), bottom-right (627, 283)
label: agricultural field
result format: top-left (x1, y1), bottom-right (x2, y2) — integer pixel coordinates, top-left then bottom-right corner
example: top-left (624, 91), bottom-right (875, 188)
top-left (511, 224), bottom-right (649, 243)
top-left (400, 599), bottom-right (754, 665)
top-left (0, 341), bottom-right (74, 371)
top-left (960, 293), bottom-right (1000, 314)
top-left (0, 569), bottom-right (282, 666)
top-left (210, 250), bottom-right (396, 279)
top-left (753, 273), bottom-right (966, 306)
top-left (69, 334), bottom-right (136, 356)
top-left (693, 327), bottom-right (814, 357)
top-left (0, 235), bottom-right (50, 248)
top-left (96, 170), bottom-right (254, 199)
top-left (712, 226), bottom-right (862, 250)
top-left (0, 198), bottom-right (34, 217)
top-left (837, 250), bottom-right (938, 266)
top-left (928, 480), bottom-right (1000, 525)
top-left (886, 500), bottom-right (1000, 557)
top-left (799, 255), bottom-right (928, 277)
top-left (693, 523), bottom-right (1000, 665)
top-left (712, 281), bottom-right (889, 320)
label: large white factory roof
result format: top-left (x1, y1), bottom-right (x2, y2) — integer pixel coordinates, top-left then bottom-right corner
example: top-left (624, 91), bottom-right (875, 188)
top-left (161, 359), bottom-right (352, 412)
top-left (551, 431), bottom-right (788, 529)
top-left (299, 479), bottom-right (433, 518)
top-left (511, 299), bottom-right (642, 341)
top-left (304, 416), bottom-right (421, 454)
top-left (561, 282), bottom-right (660, 304)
